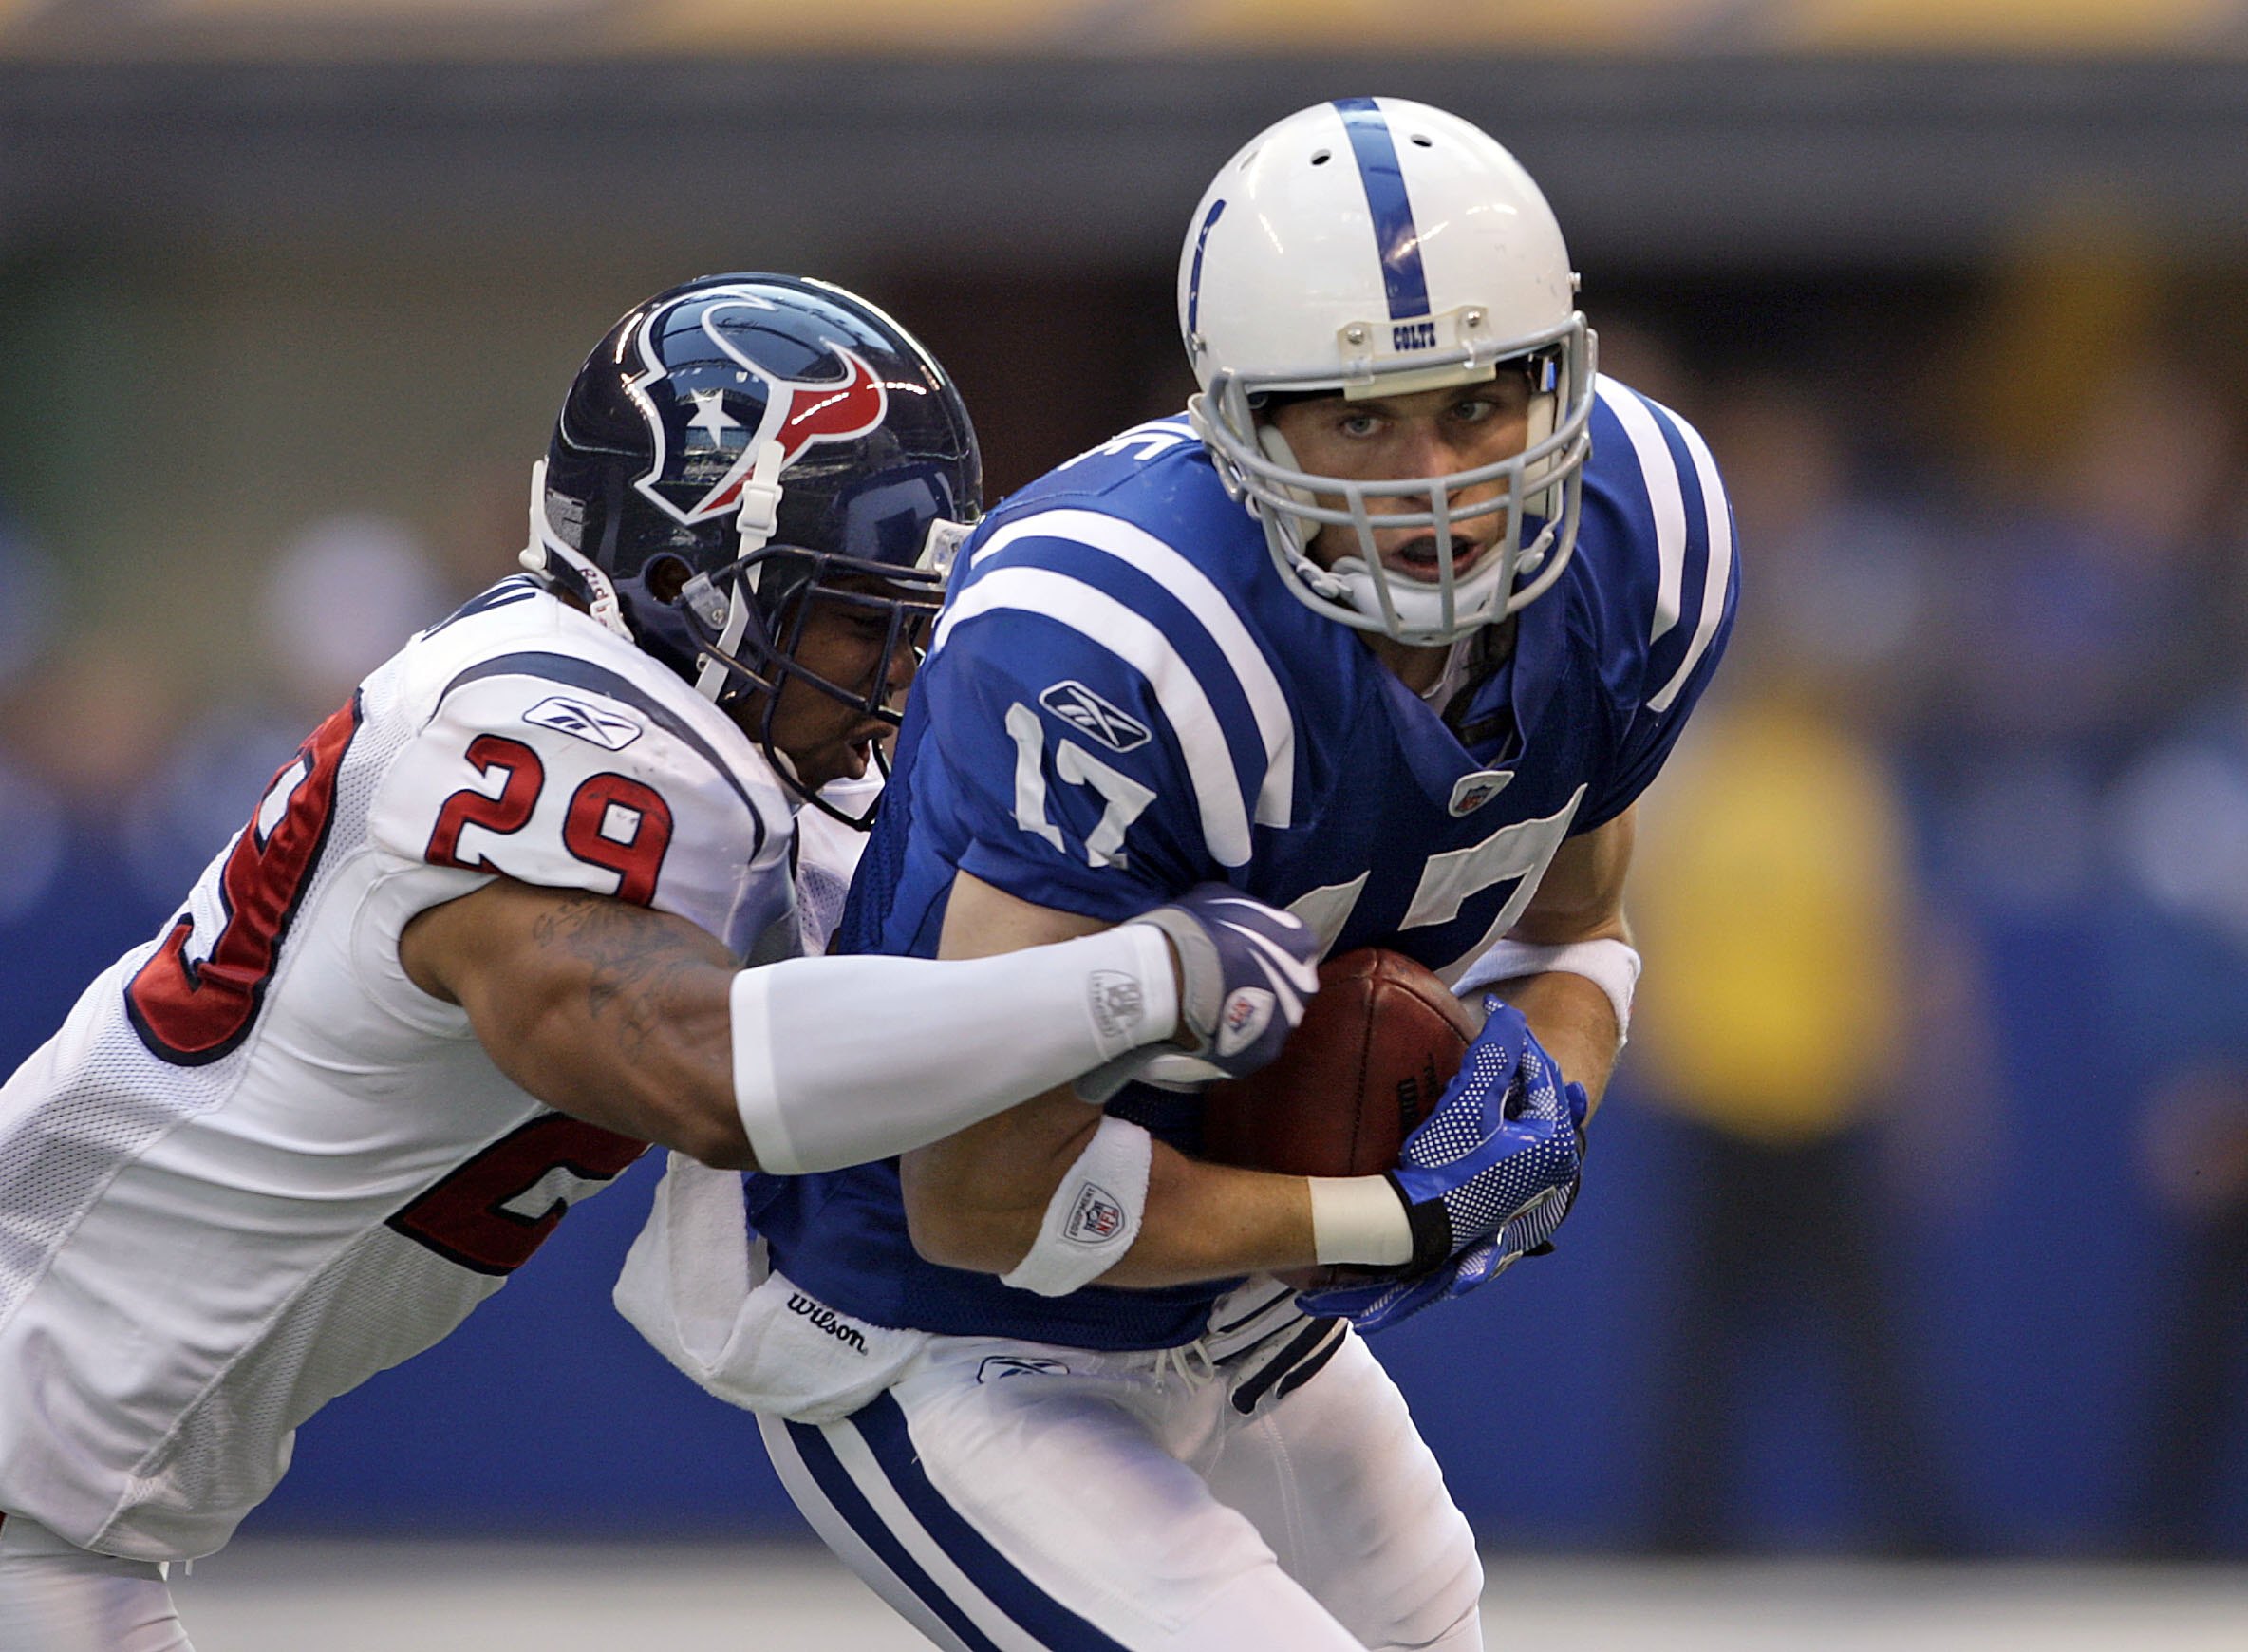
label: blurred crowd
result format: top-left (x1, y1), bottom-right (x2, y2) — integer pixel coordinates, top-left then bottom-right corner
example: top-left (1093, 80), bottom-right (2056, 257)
top-left (1, 236), bottom-right (2243, 1560)
top-left (0, 496), bottom-right (499, 1057)
top-left (1612, 235), bottom-right (2248, 1558)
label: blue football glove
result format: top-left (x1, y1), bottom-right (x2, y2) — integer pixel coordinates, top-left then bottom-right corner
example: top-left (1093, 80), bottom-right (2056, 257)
top-left (1076, 886), bottom-right (1321, 1102)
top-left (1300, 1000), bottom-right (1588, 1334)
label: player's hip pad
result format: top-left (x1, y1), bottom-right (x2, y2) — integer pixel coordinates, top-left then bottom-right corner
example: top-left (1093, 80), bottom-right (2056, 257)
top-left (614, 1155), bottom-right (926, 1422)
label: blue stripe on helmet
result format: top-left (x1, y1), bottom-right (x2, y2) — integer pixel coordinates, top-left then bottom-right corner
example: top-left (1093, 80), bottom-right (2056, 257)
top-left (1186, 197), bottom-right (1227, 337)
top-left (1333, 96), bottom-right (1431, 322)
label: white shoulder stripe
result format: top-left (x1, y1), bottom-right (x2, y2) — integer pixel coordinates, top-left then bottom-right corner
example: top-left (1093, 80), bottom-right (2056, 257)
top-left (1649, 412), bottom-right (1734, 715)
top-left (1595, 377), bottom-right (1687, 644)
top-left (933, 565), bottom-right (1255, 866)
top-left (966, 508), bottom-right (1294, 828)
top-left (1050, 416), bottom-right (1200, 474)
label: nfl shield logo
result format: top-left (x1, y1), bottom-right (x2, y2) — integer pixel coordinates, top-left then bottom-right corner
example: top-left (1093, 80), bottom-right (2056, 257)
top-left (1066, 1184), bottom-right (1126, 1245)
top-left (1449, 770), bottom-right (1512, 817)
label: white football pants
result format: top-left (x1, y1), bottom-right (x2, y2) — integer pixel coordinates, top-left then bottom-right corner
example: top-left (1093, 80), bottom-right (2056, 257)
top-left (762, 1322), bottom-right (1485, 1650)
top-left (0, 1515), bottom-right (193, 1652)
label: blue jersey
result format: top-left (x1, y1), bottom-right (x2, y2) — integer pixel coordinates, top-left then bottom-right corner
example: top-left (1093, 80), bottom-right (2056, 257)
top-left (749, 375), bottom-right (1738, 1349)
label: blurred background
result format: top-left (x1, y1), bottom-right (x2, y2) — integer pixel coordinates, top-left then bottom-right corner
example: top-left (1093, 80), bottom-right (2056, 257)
top-left (4, 0), bottom-right (2248, 1637)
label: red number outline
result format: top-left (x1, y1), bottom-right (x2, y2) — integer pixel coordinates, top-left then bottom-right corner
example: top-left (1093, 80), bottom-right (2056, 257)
top-left (428, 742), bottom-right (674, 909)
top-left (126, 696), bottom-right (362, 1065)
top-left (561, 774), bottom-right (675, 908)
top-left (425, 734), bottom-right (545, 870)
top-left (385, 1112), bottom-right (648, 1276)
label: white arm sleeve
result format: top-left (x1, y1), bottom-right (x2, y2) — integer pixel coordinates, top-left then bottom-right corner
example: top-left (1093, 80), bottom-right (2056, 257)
top-left (732, 923), bottom-right (1178, 1174)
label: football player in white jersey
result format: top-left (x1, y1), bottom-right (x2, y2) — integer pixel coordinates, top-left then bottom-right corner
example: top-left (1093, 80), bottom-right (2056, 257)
top-left (635, 104), bottom-right (1737, 1649)
top-left (0, 273), bottom-right (1321, 1652)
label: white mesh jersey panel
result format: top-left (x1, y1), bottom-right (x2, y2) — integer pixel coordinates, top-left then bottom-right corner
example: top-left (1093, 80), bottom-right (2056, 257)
top-left (118, 1226), bottom-right (498, 1557)
top-left (791, 775), bottom-right (880, 956)
top-left (0, 587), bottom-right (793, 1563)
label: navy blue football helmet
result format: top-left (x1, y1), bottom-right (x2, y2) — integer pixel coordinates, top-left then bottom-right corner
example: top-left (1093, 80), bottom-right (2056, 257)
top-left (526, 273), bottom-right (981, 821)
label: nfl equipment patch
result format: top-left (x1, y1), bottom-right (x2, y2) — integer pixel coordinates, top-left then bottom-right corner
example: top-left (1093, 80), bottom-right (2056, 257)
top-left (1066, 1183), bottom-right (1126, 1245)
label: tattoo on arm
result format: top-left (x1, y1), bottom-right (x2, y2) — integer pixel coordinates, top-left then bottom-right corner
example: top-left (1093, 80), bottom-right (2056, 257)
top-left (527, 893), bottom-right (724, 1059)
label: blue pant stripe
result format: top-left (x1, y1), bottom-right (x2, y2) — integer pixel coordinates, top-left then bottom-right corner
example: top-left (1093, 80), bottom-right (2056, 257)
top-left (851, 1392), bottom-right (1136, 1652)
top-left (1333, 95), bottom-right (1431, 323)
top-left (784, 1417), bottom-right (1004, 1652)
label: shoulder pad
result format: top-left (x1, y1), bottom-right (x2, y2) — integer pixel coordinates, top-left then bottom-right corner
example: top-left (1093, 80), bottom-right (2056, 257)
top-left (368, 648), bottom-right (788, 944)
top-left (1585, 377), bottom-right (1738, 714)
top-left (934, 503), bottom-right (1295, 863)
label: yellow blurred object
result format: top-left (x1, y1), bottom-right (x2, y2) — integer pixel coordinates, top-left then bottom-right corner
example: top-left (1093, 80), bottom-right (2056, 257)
top-left (148, 0), bottom-right (589, 14)
top-left (1962, 203), bottom-right (2163, 480)
top-left (1177, 0), bottom-right (1729, 51)
top-left (1780, 0), bottom-right (2246, 52)
top-left (1630, 691), bottom-right (1908, 1146)
top-left (9, 0), bottom-right (2236, 55)
top-left (633, 0), bottom-right (1079, 51)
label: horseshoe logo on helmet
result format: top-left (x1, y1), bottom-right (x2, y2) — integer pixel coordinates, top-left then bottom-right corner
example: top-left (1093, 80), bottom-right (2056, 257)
top-left (626, 289), bottom-right (890, 528)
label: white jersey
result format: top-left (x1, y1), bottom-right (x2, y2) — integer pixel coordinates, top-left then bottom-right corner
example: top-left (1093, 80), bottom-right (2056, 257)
top-left (0, 578), bottom-right (796, 1562)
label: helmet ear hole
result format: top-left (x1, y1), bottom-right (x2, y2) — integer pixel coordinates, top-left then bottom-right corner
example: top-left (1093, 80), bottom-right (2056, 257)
top-left (645, 554), bottom-right (692, 606)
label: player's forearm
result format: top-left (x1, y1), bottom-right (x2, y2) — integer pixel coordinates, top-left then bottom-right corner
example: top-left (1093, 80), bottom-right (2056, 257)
top-left (733, 926), bottom-right (1177, 1173)
top-left (1095, 1150), bottom-right (1319, 1287)
top-left (1471, 808), bottom-right (1635, 1117)
top-left (909, 1115), bottom-right (1434, 1290)
top-left (1489, 968), bottom-right (1621, 1117)
top-left (459, 898), bottom-right (755, 1166)
top-left (531, 926), bottom-right (1186, 1173)
top-left (423, 878), bottom-right (1193, 1175)
top-left (903, 1101), bottom-right (1321, 1286)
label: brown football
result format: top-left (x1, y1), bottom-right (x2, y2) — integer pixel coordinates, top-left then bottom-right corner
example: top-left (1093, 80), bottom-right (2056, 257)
top-left (1200, 948), bottom-right (1479, 1178)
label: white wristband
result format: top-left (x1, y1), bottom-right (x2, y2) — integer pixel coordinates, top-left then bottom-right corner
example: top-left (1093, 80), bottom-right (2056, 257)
top-left (1000, 1114), bottom-right (1153, 1297)
top-left (1307, 1175), bottom-right (1414, 1267)
top-left (1452, 937), bottom-right (1639, 1044)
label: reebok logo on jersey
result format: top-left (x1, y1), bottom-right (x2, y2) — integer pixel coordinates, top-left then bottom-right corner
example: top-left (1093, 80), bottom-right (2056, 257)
top-left (1214, 986), bottom-right (1275, 1059)
top-left (1087, 970), bottom-right (1146, 1042)
top-left (522, 696), bottom-right (644, 752)
top-left (1065, 1184), bottom-right (1127, 1245)
top-left (978, 1355), bottom-right (1072, 1382)
top-left (1039, 680), bottom-right (1151, 754)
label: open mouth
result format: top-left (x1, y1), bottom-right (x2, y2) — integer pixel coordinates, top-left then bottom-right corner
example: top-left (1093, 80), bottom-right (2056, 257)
top-left (846, 723), bottom-right (892, 771)
top-left (1389, 535), bottom-right (1491, 582)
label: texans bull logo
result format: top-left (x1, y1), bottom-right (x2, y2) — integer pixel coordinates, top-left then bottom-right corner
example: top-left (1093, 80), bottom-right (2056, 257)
top-left (627, 289), bottom-right (890, 527)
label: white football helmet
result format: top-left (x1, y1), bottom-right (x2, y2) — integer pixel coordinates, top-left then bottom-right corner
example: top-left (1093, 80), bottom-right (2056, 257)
top-left (1179, 97), bottom-right (1596, 645)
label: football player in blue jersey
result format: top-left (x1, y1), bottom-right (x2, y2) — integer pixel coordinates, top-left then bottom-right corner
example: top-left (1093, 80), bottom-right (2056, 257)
top-left (623, 100), bottom-right (1737, 1650)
